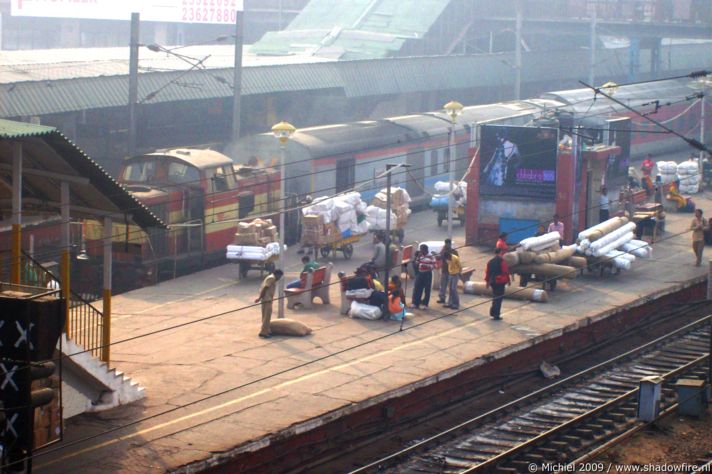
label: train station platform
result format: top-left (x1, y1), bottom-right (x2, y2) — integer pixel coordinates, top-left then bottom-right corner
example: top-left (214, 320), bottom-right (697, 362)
top-left (35, 197), bottom-right (710, 473)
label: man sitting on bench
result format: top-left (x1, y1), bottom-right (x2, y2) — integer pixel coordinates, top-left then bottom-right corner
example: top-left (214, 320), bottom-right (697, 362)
top-left (287, 255), bottom-right (320, 289)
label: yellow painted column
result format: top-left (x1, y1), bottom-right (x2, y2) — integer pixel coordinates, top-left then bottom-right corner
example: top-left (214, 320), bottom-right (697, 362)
top-left (61, 249), bottom-right (71, 334)
top-left (102, 289), bottom-right (111, 363)
top-left (101, 216), bottom-right (112, 363)
top-left (11, 224), bottom-right (21, 285)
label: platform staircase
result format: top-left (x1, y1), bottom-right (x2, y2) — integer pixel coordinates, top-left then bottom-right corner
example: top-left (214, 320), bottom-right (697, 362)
top-left (19, 252), bottom-right (145, 417)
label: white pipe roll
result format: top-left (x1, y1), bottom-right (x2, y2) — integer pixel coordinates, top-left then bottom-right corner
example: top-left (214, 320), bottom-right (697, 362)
top-left (612, 257), bottom-right (631, 270)
top-left (589, 222), bottom-right (637, 252)
top-left (605, 250), bottom-right (635, 262)
top-left (578, 217), bottom-right (629, 242)
top-left (621, 241), bottom-right (651, 258)
top-left (520, 231), bottom-right (561, 251)
top-left (592, 232), bottom-right (635, 257)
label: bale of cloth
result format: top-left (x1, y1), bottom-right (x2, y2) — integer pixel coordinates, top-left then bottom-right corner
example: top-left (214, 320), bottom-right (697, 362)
top-left (512, 263), bottom-right (578, 279)
top-left (463, 281), bottom-right (548, 302)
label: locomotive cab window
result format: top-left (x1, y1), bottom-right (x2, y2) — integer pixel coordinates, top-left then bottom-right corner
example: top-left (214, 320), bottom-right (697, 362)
top-left (123, 160), bottom-right (156, 182)
top-left (168, 161), bottom-right (200, 185)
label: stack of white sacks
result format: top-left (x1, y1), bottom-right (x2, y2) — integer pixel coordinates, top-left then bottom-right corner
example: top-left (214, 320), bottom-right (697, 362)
top-left (226, 242), bottom-right (281, 262)
top-left (431, 181), bottom-right (467, 207)
top-left (676, 160), bottom-right (700, 194)
top-left (576, 217), bottom-right (652, 271)
top-left (303, 192), bottom-right (370, 237)
top-left (366, 187), bottom-right (412, 230)
top-left (657, 161), bottom-right (678, 184)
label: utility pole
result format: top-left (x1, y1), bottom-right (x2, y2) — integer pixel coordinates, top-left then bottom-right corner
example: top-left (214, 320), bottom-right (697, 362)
top-left (589, 3), bottom-right (597, 87)
top-left (128, 12), bottom-right (140, 157)
top-left (232, 9), bottom-right (245, 143)
top-left (514, 0), bottom-right (523, 99)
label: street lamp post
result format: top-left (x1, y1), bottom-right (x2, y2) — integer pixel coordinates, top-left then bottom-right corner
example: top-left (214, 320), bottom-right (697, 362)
top-left (443, 100), bottom-right (463, 241)
top-left (272, 121), bottom-right (296, 319)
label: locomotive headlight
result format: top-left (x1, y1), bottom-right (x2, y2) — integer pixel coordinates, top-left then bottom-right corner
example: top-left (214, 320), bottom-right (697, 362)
top-left (271, 121), bottom-right (296, 144)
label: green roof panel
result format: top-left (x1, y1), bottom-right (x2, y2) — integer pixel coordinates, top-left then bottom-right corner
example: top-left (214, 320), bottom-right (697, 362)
top-left (0, 119), bottom-right (56, 138)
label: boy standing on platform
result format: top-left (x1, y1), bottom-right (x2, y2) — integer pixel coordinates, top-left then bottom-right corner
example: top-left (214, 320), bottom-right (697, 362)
top-left (437, 238), bottom-right (458, 304)
top-left (691, 209), bottom-right (707, 266)
top-left (443, 251), bottom-right (462, 310)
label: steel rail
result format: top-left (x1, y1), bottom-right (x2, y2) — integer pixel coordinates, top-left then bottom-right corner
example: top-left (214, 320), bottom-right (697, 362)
top-left (466, 351), bottom-right (710, 473)
top-left (349, 313), bottom-right (711, 474)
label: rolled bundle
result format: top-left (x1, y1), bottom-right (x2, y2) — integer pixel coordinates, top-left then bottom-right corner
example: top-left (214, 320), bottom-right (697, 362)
top-left (520, 231), bottom-right (561, 251)
top-left (578, 217), bottom-right (628, 243)
top-left (517, 250), bottom-right (537, 265)
top-left (611, 256), bottom-right (632, 270)
top-left (606, 250), bottom-right (635, 262)
top-left (530, 241), bottom-right (561, 253)
top-left (503, 252), bottom-right (519, 267)
top-left (579, 238), bottom-right (591, 251)
top-left (513, 263), bottom-right (578, 279)
top-left (566, 256), bottom-right (588, 269)
top-left (623, 240), bottom-right (652, 257)
top-left (464, 281), bottom-right (548, 302)
top-left (592, 232), bottom-right (635, 257)
top-left (589, 222), bottom-right (637, 252)
top-left (533, 245), bottom-right (576, 264)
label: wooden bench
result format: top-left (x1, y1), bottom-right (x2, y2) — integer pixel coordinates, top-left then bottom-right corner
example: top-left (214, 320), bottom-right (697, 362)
top-left (285, 263), bottom-right (332, 309)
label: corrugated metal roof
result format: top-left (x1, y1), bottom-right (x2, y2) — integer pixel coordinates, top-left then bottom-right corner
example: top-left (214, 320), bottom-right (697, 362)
top-left (0, 119), bottom-right (165, 229)
top-left (2, 43), bottom-right (712, 119)
top-left (0, 120), bottom-right (55, 138)
top-left (250, 0), bottom-right (449, 59)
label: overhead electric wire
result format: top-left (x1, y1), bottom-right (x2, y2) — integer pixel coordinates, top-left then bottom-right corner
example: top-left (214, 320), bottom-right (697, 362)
top-left (9, 222), bottom-right (696, 471)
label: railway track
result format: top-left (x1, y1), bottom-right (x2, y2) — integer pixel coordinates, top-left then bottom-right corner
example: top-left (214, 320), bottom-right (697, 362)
top-left (351, 315), bottom-right (711, 474)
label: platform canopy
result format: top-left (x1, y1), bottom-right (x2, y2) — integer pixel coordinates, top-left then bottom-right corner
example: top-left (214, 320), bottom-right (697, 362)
top-left (0, 119), bottom-right (165, 229)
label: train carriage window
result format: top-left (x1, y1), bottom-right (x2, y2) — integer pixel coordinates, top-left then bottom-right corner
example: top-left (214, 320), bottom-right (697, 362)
top-left (444, 148), bottom-right (450, 173)
top-left (336, 158), bottom-right (355, 193)
top-left (238, 192), bottom-right (255, 219)
top-left (168, 162), bottom-right (200, 184)
top-left (430, 150), bottom-right (438, 176)
top-left (123, 160), bottom-right (156, 182)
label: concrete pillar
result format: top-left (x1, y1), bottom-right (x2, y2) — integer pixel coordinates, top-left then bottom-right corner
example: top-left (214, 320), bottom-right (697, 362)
top-left (514, 0), bottom-right (523, 99)
top-left (102, 217), bottom-right (112, 363)
top-left (11, 142), bottom-right (22, 285)
top-left (589, 5), bottom-right (597, 86)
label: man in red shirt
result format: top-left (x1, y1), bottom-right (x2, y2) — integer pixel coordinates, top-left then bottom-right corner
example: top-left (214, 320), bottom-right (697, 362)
top-left (411, 243), bottom-right (436, 310)
top-left (495, 232), bottom-right (509, 253)
top-left (485, 248), bottom-right (511, 320)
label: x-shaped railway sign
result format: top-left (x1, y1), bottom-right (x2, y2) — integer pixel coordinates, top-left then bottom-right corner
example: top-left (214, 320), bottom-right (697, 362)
top-left (5, 413), bottom-right (19, 439)
top-left (14, 321), bottom-right (34, 350)
top-left (0, 363), bottom-right (19, 392)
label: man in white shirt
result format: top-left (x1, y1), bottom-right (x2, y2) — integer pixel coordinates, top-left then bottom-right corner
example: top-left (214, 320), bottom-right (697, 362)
top-left (599, 186), bottom-right (610, 223)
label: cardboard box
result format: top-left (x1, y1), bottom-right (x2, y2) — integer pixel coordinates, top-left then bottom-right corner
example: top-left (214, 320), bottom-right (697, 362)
top-left (263, 225), bottom-right (278, 240)
top-left (234, 233), bottom-right (261, 245)
top-left (303, 214), bottom-right (324, 226)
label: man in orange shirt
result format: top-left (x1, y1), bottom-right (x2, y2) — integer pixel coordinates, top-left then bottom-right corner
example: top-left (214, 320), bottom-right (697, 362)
top-left (495, 232), bottom-right (509, 253)
top-left (485, 249), bottom-right (511, 320)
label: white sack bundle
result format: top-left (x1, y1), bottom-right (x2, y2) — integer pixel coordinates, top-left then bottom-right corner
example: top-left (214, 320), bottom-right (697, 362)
top-left (591, 232), bottom-right (635, 257)
top-left (519, 231), bottom-right (560, 251)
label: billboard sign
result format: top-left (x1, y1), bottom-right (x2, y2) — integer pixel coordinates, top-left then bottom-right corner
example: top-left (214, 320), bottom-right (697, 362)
top-left (479, 124), bottom-right (558, 199)
top-left (11, 0), bottom-right (244, 24)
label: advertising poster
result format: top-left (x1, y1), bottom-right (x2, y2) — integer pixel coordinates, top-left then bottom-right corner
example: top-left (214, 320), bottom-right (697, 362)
top-left (11, 0), bottom-right (244, 24)
top-left (479, 125), bottom-right (558, 199)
